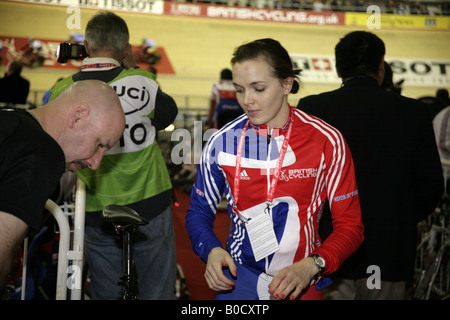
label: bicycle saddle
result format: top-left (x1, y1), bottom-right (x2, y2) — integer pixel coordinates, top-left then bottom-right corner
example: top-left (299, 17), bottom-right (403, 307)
top-left (102, 205), bottom-right (149, 226)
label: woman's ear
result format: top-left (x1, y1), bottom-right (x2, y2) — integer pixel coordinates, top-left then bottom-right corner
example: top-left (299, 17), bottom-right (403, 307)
top-left (283, 77), bottom-right (294, 95)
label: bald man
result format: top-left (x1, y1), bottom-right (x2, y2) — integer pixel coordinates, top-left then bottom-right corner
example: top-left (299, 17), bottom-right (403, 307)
top-left (0, 80), bottom-right (125, 291)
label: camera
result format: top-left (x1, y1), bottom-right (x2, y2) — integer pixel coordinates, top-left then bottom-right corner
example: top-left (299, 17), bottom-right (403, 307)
top-left (57, 42), bottom-right (88, 63)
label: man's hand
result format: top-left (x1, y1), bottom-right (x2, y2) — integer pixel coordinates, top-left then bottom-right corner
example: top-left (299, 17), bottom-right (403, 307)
top-left (204, 247), bottom-right (237, 291)
top-left (268, 257), bottom-right (319, 300)
top-left (0, 211), bottom-right (28, 289)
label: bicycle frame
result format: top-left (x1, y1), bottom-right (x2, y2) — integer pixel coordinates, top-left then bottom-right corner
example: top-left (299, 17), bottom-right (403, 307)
top-left (442, 159), bottom-right (450, 191)
top-left (413, 158), bottom-right (450, 300)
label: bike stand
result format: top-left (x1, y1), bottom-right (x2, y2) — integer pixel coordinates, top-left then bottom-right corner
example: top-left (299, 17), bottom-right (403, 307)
top-left (34, 178), bottom-right (86, 300)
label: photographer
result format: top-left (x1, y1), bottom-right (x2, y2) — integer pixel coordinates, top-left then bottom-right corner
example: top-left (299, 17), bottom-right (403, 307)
top-left (50, 11), bottom-right (178, 300)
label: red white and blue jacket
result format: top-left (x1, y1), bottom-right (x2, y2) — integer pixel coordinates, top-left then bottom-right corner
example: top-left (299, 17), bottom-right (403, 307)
top-left (186, 107), bottom-right (364, 278)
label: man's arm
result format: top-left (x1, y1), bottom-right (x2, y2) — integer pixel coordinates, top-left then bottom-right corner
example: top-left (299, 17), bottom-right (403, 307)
top-left (315, 133), bottom-right (364, 273)
top-left (0, 211), bottom-right (28, 289)
top-left (152, 89), bottom-right (178, 131)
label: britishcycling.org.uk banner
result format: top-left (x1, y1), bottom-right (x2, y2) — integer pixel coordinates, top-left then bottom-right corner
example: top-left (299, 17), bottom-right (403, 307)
top-left (163, 2), bottom-right (345, 25)
top-left (290, 54), bottom-right (450, 87)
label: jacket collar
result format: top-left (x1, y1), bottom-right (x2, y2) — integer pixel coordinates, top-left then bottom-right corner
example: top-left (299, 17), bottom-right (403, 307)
top-left (342, 75), bottom-right (379, 87)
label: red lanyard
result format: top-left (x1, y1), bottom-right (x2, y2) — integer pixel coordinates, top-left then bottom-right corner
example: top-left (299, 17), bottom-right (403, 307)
top-left (232, 110), bottom-right (294, 220)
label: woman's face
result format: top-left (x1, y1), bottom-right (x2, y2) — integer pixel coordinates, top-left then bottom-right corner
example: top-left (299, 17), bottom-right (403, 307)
top-left (232, 56), bottom-right (292, 129)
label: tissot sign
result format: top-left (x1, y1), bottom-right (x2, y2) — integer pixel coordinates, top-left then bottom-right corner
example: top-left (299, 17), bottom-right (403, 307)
top-left (290, 54), bottom-right (450, 87)
top-left (7, 0), bottom-right (163, 14)
top-left (388, 58), bottom-right (450, 87)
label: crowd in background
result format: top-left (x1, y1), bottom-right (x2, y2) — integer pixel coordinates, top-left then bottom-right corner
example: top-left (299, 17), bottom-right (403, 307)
top-left (181, 0), bottom-right (450, 15)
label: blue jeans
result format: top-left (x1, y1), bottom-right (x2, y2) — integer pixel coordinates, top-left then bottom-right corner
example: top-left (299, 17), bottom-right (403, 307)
top-left (84, 206), bottom-right (177, 300)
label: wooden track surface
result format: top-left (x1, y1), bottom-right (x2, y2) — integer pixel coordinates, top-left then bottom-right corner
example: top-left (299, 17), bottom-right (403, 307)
top-left (0, 1), bottom-right (449, 104)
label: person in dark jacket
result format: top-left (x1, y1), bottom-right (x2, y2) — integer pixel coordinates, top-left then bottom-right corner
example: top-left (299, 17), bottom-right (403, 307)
top-left (0, 60), bottom-right (30, 105)
top-left (297, 30), bottom-right (444, 300)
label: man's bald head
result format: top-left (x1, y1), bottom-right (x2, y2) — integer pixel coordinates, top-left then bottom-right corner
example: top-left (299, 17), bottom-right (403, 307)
top-left (32, 80), bottom-right (125, 171)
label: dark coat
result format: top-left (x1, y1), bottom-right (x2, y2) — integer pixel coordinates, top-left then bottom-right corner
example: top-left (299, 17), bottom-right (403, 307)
top-left (0, 73), bottom-right (30, 105)
top-left (298, 76), bottom-right (444, 281)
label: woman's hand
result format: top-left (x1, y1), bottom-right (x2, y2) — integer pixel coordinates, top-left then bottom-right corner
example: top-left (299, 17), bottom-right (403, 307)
top-left (205, 247), bottom-right (237, 291)
top-left (268, 256), bottom-right (319, 300)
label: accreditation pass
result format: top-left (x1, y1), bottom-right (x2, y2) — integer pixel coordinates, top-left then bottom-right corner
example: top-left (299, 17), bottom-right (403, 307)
top-left (246, 213), bottom-right (279, 262)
